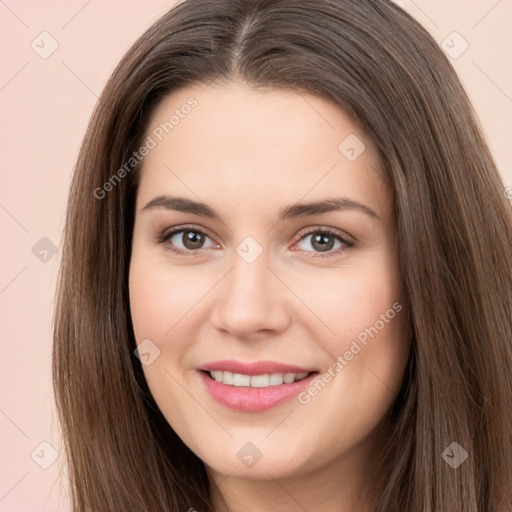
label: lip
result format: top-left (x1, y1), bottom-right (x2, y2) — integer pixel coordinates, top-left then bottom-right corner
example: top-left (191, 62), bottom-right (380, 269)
top-left (197, 360), bottom-right (319, 412)
top-left (198, 359), bottom-right (316, 376)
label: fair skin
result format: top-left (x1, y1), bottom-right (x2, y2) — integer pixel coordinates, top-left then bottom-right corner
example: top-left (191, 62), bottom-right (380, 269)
top-left (129, 81), bottom-right (410, 512)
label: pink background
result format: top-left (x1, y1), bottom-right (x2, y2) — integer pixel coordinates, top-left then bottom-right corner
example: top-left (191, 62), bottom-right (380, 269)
top-left (1, 1), bottom-right (511, 510)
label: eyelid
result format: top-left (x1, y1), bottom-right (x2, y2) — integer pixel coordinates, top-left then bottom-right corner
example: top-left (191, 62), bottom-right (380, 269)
top-left (290, 226), bottom-right (355, 259)
top-left (156, 223), bottom-right (219, 248)
top-left (294, 225), bottom-right (356, 246)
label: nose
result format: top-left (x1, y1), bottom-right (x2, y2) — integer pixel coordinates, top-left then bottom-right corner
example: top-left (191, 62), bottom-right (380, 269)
top-left (210, 247), bottom-right (291, 340)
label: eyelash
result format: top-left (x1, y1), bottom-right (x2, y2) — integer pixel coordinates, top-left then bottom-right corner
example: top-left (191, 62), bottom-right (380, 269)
top-left (155, 224), bottom-right (355, 259)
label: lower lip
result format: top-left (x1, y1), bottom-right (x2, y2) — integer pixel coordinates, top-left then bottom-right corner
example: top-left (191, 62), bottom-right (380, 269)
top-left (199, 371), bottom-right (318, 412)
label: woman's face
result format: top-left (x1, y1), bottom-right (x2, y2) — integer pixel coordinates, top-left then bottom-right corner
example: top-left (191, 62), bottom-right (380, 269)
top-left (129, 81), bottom-right (409, 482)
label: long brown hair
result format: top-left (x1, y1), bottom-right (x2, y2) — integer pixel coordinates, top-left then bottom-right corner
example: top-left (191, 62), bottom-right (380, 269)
top-left (52, 0), bottom-right (512, 510)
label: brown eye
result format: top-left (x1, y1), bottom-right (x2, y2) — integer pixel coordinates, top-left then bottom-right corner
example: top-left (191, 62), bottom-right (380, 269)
top-left (180, 230), bottom-right (206, 250)
top-left (310, 233), bottom-right (336, 252)
top-left (158, 226), bottom-right (217, 254)
top-left (294, 228), bottom-right (354, 258)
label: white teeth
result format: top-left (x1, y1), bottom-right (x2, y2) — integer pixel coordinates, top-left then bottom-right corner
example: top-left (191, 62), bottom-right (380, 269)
top-left (222, 371), bottom-right (234, 385)
top-left (208, 371), bottom-right (310, 387)
top-left (269, 373), bottom-right (284, 386)
top-left (233, 373), bottom-right (251, 386)
top-left (251, 374), bottom-right (269, 387)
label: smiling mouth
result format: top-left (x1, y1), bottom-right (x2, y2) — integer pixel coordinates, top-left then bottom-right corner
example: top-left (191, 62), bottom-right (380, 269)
top-left (202, 370), bottom-right (317, 388)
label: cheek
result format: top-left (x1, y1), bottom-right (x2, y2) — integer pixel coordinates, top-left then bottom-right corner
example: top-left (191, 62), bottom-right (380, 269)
top-left (292, 249), bottom-right (408, 405)
top-left (128, 255), bottom-right (205, 433)
top-left (289, 264), bottom-right (408, 465)
top-left (128, 252), bottom-right (208, 342)
top-left (293, 253), bottom-right (403, 349)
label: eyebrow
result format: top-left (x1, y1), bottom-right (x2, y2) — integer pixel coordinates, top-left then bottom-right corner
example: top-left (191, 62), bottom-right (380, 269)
top-left (141, 195), bottom-right (381, 221)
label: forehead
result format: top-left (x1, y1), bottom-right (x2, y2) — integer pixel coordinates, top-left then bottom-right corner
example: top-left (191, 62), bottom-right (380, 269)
top-left (136, 81), bottom-right (392, 218)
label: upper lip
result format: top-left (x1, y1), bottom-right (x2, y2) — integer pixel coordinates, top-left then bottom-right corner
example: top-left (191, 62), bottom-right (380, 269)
top-left (199, 360), bottom-right (317, 376)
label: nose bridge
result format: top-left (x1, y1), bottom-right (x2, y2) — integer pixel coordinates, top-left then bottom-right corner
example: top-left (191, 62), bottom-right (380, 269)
top-left (231, 243), bottom-right (268, 295)
top-left (211, 238), bottom-right (289, 337)
top-left (225, 243), bottom-right (272, 312)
